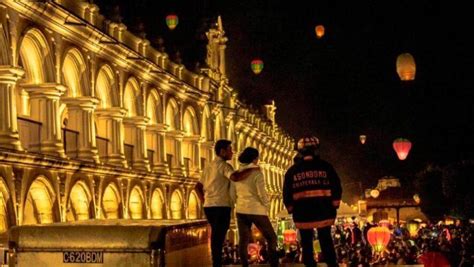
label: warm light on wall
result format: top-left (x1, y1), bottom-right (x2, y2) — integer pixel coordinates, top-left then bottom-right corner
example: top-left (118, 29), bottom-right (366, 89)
top-left (129, 187), bottom-right (144, 219)
top-left (188, 191), bottom-right (199, 219)
top-left (63, 49), bottom-right (86, 97)
top-left (102, 184), bottom-right (120, 219)
top-left (124, 78), bottom-right (139, 117)
top-left (67, 182), bottom-right (91, 221)
top-left (170, 190), bottom-right (183, 219)
top-left (96, 65), bottom-right (114, 109)
top-left (151, 189), bottom-right (164, 219)
top-left (23, 177), bottom-right (54, 225)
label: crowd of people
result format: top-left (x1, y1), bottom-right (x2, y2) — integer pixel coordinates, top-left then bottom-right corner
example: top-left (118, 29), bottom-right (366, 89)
top-left (198, 137), bottom-right (473, 267)
top-left (219, 222), bottom-right (474, 266)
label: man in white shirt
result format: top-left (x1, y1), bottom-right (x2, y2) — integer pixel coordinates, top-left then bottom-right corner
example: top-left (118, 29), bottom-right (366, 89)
top-left (196, 139), bottom-right (256, 267)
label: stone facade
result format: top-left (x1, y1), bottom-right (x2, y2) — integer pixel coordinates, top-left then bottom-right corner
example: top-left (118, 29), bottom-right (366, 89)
top-left (0, 0), bottom-right (294, 239)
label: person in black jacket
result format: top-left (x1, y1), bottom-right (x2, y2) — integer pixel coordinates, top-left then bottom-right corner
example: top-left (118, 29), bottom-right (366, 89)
top-left (283, 136), bottom-right (342, 267)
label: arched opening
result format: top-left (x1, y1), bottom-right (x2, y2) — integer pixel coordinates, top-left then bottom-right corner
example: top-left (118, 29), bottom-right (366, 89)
top-left (165, 98), bottom-right (179, 171)
top-left (182, 107), bottom-right (199, 176)
top-left (146, 90), bottom-right (163, 168)
top-left (129, 186), bottom-right (144, 219)
top-left (214, 113), bottom-right (225, 141)
top-left (17, 29), bottom-right (55, 150)
top-left (23, 176), bottom-right (55, 225)
top-left (102, 183), bottom-right (121, 219)
top-left (95, 65), bottom-right (118, 161)
top-left (188, 191), bottom-right (200, 219)
top-left (96, 65), bottom-right (115, 109)
top-left (123, 78), bottom-right (139, 117)
top-left (170, 190), bottom-right (183, 220)
top-left (0, 28), bottom-right (9, 65)
top-left (151, 188), bottom-right (165, 219)
top-left (0, 178), bottom-right (10, 234)
top-left (123, 77), bottom-right (141, 167)
top-left (200, 106), bottom-right (213, 169)
top-left (66, 181), bottom-right (91, 221)
top-left (62, 48), bottom-right (88, 97)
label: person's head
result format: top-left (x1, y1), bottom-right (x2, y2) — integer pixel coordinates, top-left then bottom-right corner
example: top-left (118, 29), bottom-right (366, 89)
top-left (296, 135), bottom-right (320, 158)
top-left (215, 139), bottom-right (233, 160)
top-left (238, 147), bottom-right (259, 164)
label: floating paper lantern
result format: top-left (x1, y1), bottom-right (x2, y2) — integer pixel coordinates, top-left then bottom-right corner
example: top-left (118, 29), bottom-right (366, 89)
top-left (166, 14), bottom-right (179, 30)
top-left (251, 59), bottom-right (264, 74)
top-left (315, 25), bottom-right (325, 39)
top-left (360, 135), bottom-right (367, 144)
top-left (396, 53), bottom-right (416, 81)
top-left (393, 138), bottom-right (412, 160)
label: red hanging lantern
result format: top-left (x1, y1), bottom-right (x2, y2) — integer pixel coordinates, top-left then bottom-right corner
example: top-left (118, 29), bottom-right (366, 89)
top-left (359, 135), bottom-right (367, 144)
top-left (251, 59), bottom-right (264, 74)
top-left (315, 25), bottom-right (325, 39)
top-left (166, 14), bottom-right (179, 30)
top-left (367, 226), bottom-right (391, 253)
top-left (392, 138), bottom-right (412, 160)
top-left (283, 229), bottom-right (297, 244)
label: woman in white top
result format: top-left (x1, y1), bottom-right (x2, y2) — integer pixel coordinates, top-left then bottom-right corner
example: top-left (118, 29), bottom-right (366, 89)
top-left (233, 147), bottom-right (278, 267)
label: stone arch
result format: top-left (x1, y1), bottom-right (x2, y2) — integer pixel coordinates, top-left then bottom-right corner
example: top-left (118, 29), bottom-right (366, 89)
top-left (66, 180), bottom-right (92, 221)
top-left (102, 182), bottom-right (122, 219)
top-left (151, 187), bottom-right (166, 219)
top-left (183, 106), bottom-right (199, 136)
top-left (23, 175), bottom-right (57, 225)
top-left (18, 28), bottom-right (55, 84)
top-left (165, 97), bottom-right (179, 130)
top-left (129, 186), bottom-right (145, 219)
top-left (62, 47), bottom-right (90, 97)
top-left (123, 77), bottom-right (140, 117)
top-left (200, 105), bottom-right (212, 141)
top-left (95, 64), bottom-right (117, 109)
top-left (214, 112), bottom-right (225, 141)
top-left (170, 189), bottom-right (183, 219)
top-left (146, 89), bottom-right (163, 124)
top-left (0, 26), bottom-right (10, 65)
top-left (187, 190), bottom-right (201, 219)
top-left (0, 177), bottom-right (13, 234)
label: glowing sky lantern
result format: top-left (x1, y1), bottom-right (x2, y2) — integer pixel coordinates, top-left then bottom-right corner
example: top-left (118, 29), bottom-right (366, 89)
top-left (251, 59), bottom-right (264, 74)
top-left (315, 25), bottom-right (325, 39)
top-left (367, 226), bottom-right (391, 253)
top-left (396, 53), bottom-right (416, 81)
top-left (360, 135), bottom-right (367, 144)
top-left (166, 14), bottom-right (179, 30)
top-left (392, 138), bottom-right (412, 160)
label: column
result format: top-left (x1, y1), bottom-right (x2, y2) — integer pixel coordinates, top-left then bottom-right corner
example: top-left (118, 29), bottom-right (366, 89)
top-left (62, 97), bottom-right (99, 163)
top-left (0, 66), bottom-right (24, 150)
top-left (147, 124), bottom-right (168, 174)
top-left (95, 107), bottom-right (127, 167)
top-left (123, 116), bottom-right (150, 171)
top-left (22, 83), bottom-right (66, 157)
top-left (183, 136), bottom-right (201, 178)
top-left (168, 130), bottom-right (185, 177)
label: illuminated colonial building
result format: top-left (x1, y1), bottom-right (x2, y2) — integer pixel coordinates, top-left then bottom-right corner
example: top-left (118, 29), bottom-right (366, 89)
top-left (0, 0), bottom-right (294, 241)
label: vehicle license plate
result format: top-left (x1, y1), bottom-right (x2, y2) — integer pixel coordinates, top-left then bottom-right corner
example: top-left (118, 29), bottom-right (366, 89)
top-left (63, 251), bottom-right (104, 263)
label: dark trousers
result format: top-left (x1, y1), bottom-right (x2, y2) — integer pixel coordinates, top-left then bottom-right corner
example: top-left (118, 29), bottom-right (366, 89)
top-left (236, 213), bottom-right (278, 267)
top-left (204, 207), bottom-right (231, 267)
top-left (300, 226), bottom-right (338, 267)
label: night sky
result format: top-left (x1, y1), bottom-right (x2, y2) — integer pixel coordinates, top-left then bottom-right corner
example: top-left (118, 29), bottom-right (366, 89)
top-left (96, 0), bottom-right (473, 202)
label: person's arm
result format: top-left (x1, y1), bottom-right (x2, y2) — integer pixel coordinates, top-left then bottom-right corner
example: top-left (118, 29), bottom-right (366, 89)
top-left (221, 162), bottom-right (259, 182)
top-left (255, 171), bottom-right (270, 209)
top-left (283, 169), bottom-right (294, 213)
top-left (329, 164), bottom-right (342, 209)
